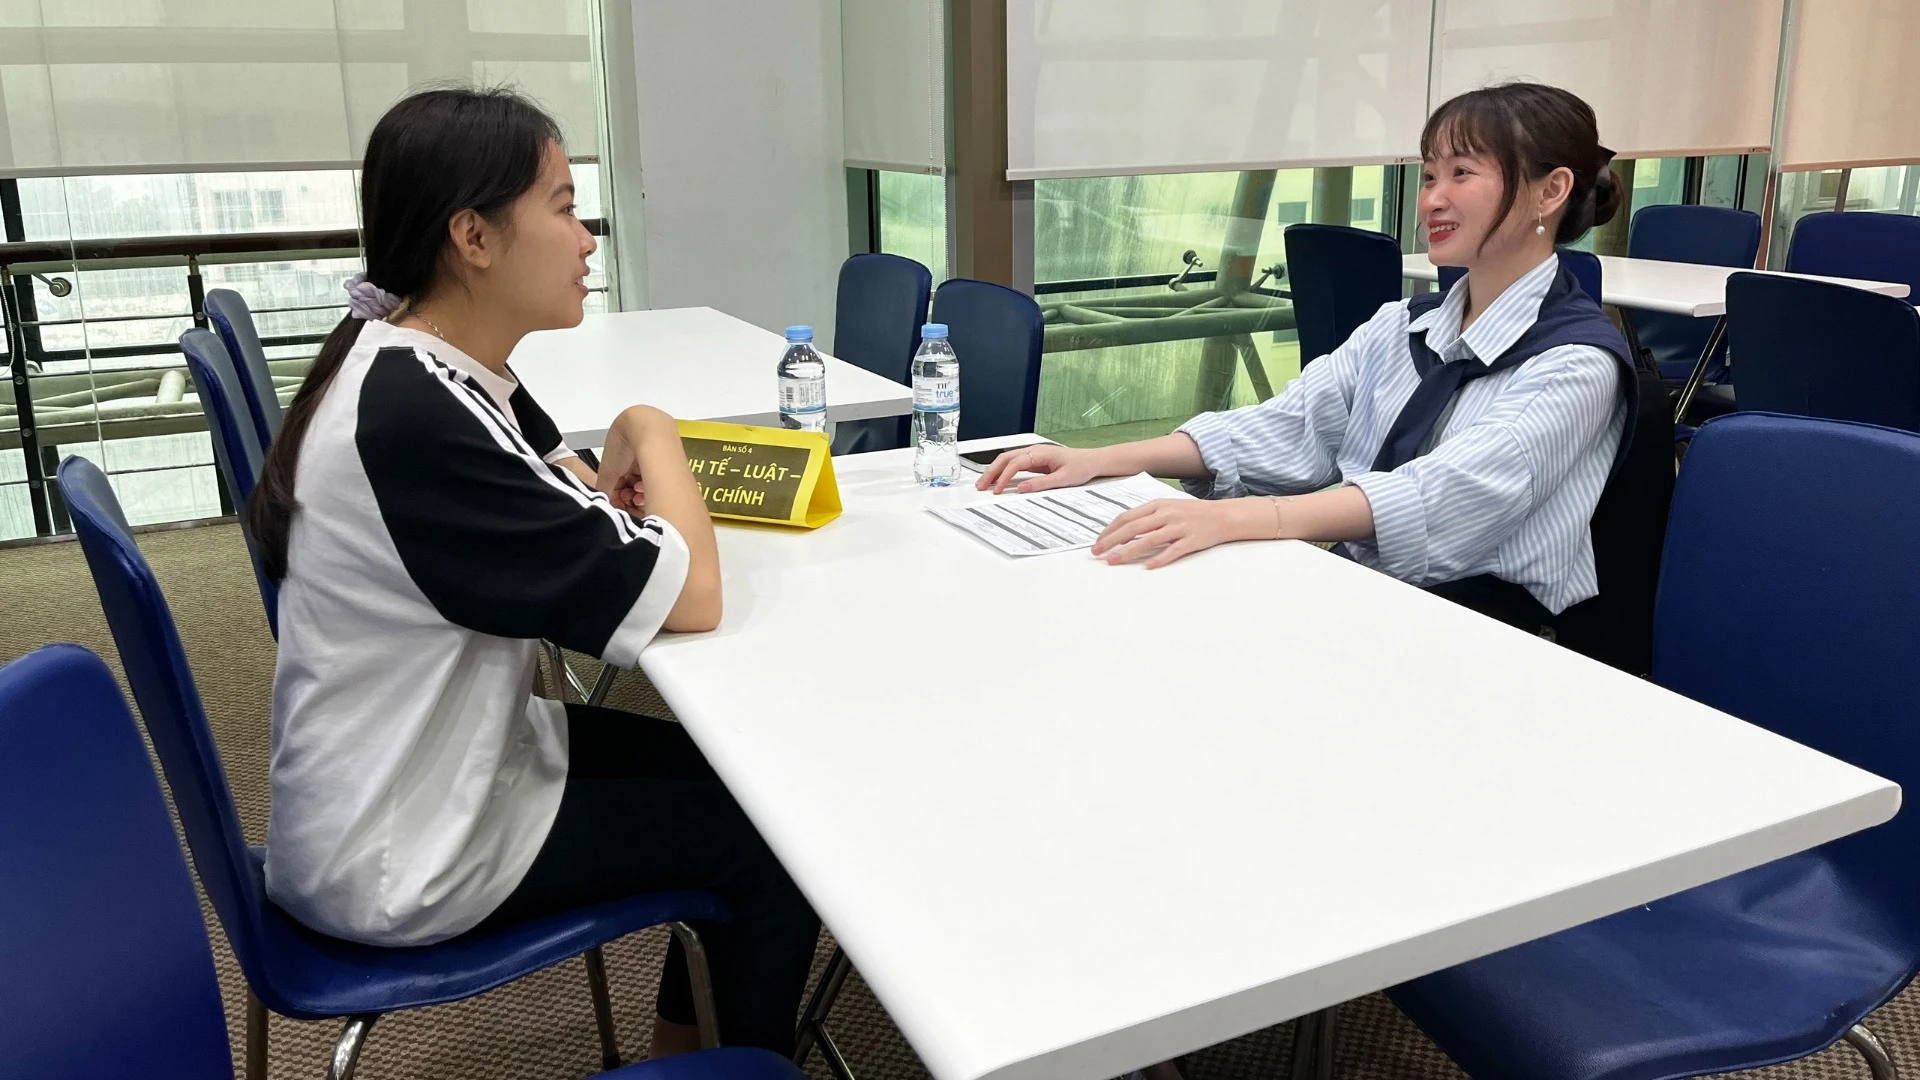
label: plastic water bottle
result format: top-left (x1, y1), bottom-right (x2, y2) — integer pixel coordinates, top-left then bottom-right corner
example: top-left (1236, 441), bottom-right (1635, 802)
top-left (777, 325), bottom-right (827, 433)
top-left (912, 323), bottom-right (960, 486)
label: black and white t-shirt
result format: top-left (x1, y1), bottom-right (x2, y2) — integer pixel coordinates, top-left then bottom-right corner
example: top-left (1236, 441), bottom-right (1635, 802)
top-left (264, 320), bottom-right (689, 946)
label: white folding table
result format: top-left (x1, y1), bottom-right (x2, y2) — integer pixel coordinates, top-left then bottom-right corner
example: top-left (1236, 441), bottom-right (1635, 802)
top-left (509, 307), bottom-right (913, 447)
top-left (639, 435), bottom-right (1900, 1080)
top-left (1400, 253), bottom-right (1911, 419)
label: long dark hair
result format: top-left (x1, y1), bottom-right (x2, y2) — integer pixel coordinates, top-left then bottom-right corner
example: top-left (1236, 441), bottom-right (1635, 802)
top-left (1420, 82), bottom-right (1622, 250)
top-left (248, 87), bottom-right (562, 582)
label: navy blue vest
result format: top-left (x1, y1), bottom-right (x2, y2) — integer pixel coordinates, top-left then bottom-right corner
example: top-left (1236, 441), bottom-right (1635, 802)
top-left (1373, 264), bottom-right (1636, 477)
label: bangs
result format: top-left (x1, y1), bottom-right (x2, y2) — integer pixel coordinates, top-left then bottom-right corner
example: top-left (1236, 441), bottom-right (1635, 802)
top-left (1420, 91), bottom-right (1521, 163)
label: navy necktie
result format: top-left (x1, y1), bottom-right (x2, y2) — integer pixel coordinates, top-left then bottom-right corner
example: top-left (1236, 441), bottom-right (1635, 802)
top-left (1371, 333), bottom-right (1531, 473)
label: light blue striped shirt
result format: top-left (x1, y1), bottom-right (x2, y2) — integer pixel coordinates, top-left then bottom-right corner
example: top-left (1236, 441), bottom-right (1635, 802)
top-left (1178, 253), bottom-right (1626, 614)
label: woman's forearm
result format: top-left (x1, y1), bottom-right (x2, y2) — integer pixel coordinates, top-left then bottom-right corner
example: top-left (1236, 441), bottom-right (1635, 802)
top-left (614, 409), bottom-right (722, 630)
top-left (1267, 484), bottom-right (1376, 543)
top-left (1089, 433), bottom-right (1212, 481)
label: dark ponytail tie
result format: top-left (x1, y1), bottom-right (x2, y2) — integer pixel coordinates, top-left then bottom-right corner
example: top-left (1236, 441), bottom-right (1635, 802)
top-left (1594, 144), bottom-right (1617, 186)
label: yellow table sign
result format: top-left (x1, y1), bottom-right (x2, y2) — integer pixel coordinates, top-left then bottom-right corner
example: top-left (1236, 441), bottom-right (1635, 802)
top-left (677, 420), bottom-right (841, 529)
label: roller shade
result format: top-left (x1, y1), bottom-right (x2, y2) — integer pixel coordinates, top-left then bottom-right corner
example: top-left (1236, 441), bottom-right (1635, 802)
top-left (841, 0), bottom-right (945, 174)
top-left (1777, 0), bottom-right (1920, 171)
top-left (1005, 0), bottom-right (1434, 181)
top-left (1430, 0), bottom-right (1783, 159)
top-left (0, 0), bottom-right (597, 178)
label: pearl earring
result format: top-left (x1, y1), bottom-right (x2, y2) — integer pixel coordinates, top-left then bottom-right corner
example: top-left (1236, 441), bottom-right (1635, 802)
top-left (1535, 214), bottom-right (1546, 236)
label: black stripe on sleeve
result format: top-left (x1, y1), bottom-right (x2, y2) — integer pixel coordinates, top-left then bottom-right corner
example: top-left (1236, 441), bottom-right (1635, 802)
top-left (355, 347), bottom-right (671, 656)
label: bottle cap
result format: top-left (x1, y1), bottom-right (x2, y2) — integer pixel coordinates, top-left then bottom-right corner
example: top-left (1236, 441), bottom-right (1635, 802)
top-left (785, 325), bottom-right (814, 342)
top-left (921, 323), bottom-right (948, 340)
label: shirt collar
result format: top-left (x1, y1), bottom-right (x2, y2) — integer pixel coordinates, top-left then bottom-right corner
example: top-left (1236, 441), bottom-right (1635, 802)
top-left (1409, 252), bottom-right (1562, 362)
top-left (364, 320), bottom-right (519, 413)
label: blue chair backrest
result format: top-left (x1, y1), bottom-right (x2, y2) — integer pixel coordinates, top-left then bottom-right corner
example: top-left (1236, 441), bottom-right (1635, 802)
top-left (1628, 205), bottom-right (1761, 374)
top-left (834, 254), bottom-right (932, 384)
top-left (0, 644), bottom-right (233, 1080)
top-left (1787, 211), bottom-right (1920, 307)
top-left (1557, 248), bottom-right (1603, 304)
top-left (180, 327), bottom-right (278, 632)
top-left (1435, 249), bottom-right (1600, 306)
top-left (1655, 412), bottom-right (1920, 914)
top-left (204, 288), bottom-right (283, 445)
top-left (56, 455), bottom-right (276, 991)
top-left (1284, 224), bottom-right (1402, 366)
top-left (180, 328), bottom-right (262, 508)
top-left (1724, 271), bottom-right (1920, 432)
top-left (931, 278), bottom-right (1045, 440)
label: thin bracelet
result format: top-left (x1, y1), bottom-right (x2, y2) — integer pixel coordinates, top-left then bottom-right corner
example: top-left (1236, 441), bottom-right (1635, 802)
top-left (1267, 495), bottom-right (1285, 539)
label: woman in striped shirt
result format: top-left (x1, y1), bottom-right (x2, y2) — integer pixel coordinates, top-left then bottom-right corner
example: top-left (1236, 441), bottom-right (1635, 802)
top-left (980, 83), bottom-right (1632, 627)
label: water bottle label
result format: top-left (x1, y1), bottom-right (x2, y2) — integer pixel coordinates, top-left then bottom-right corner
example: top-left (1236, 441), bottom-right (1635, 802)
top-left (779, 379), bottom-right (826, 414)
top-left (914, 376), bottom-right (959, 413)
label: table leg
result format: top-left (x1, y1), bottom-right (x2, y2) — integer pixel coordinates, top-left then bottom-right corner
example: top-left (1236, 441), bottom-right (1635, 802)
top-left (1288, 1008), bottom-right (1337, 1080)
top-left (1673, 315), bottom-right (1729, 425)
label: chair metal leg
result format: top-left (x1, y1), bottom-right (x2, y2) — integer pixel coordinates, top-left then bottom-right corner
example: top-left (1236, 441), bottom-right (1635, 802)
top-left (586, 662), bottom-right (619, 707)
top-left (326, 1014), bottom-right (378, 1080)
top-left (1846, 1023), bottom-right (1899, 1080)
top-left (244, 990), bottom-right (268, 1080)
top-left (794, 945), bottom-right (856, 1060)
top-left (669, 921), bottom-right (722, 1049)
top-left (543, 641), bottom-right (590, 702)
top-left (584, 946), bottom-right (623, 1071)
top-left (1673, 314), bottom-right (1729, 424)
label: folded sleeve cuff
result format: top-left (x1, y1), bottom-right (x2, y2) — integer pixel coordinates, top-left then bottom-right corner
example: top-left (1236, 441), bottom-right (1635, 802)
top-left (1174, 414), bottom-right (1246, 499)
top-left (542, 440), bottom-right (577, 466)
top-left (601, 516), bottom-right (692, 668)
top-left (1347, 471), bottom-right (1430, 583)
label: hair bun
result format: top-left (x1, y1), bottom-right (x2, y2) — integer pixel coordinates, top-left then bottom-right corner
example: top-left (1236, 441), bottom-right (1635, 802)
top-left (1590, 167), bottom-right (1623, 229)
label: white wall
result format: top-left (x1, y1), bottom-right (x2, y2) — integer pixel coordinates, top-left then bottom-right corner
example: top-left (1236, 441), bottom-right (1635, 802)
top-left (630, 0), bottom-right (850, 347)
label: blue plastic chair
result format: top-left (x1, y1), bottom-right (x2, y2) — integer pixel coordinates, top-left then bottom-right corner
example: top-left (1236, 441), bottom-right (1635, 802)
top-left (204, 288), bottom-right (284, 446)
top-left (0, 648), bottom-right (801, 1080)
top-left (832, 254), bottom-right (932, 454)
top-left (1436, 249), bottom-right (1600, 306)
top-left (930, 278), bottom-right (1045, 440)
top-left (1284, 224), bottom-right (1402, 366)
top-left (55, 454), bottom-right (731, 1080)
top-left (1787, 211), bottom-right (1920, 307)
top-left (1389, 411), bottom-right (1920, 1080)
top-left (1628, 205), bottom-right (1761, 381)
top-left (181, 327), bottom-right (278, 633)
top-left (0, 644), bottom-right (234, 1080)
top-left (1725, 272), bottom-right (1920, 433)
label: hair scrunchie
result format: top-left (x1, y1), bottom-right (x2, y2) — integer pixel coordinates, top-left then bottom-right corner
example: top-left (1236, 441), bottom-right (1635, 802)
top-left (344, 272), bottom-right (402, 321)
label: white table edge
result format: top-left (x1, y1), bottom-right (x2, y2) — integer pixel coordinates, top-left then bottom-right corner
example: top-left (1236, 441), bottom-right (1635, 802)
top-left (556, 395), bottom-right (914, 449)
top-left (1398, 253), bottom-right (1910, 318)
top-left (967, 782), bottom-right (1899, 1080)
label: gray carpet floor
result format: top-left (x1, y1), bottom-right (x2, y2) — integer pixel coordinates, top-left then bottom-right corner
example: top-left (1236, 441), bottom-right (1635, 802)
top-left (0, 520), bottom-right (1909, 1079)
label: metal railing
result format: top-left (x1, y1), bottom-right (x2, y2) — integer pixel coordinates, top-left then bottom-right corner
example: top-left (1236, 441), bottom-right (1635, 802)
top-left (1, 218), bottom-right (608, 538)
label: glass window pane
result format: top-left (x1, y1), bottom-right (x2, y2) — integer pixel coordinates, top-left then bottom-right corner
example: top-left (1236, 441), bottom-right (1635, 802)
top-left (1032, 166), bottom-right (1387, 443)
top-left (876, 170), bottom-right (947, 284)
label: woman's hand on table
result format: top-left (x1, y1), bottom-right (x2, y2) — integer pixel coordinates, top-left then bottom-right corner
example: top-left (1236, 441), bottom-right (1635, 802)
top-left (1091, 497), bottom-right (1271, 569)
top-left (976, 443), bottom-right (1103, 494)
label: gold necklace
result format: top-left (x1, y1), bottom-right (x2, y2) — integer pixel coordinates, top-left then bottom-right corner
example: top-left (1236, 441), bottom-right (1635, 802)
top-left (409, 313), bottom-right (449, 343)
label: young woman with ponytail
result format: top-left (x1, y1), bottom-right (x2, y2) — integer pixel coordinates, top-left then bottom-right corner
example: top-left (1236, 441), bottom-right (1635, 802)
top-left (253, 87), bottom-right (816, 1057)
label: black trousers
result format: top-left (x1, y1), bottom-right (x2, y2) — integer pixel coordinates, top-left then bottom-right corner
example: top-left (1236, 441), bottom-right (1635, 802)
top-left (1424, 574), bottom-right (1557, 636)
top-left (478, 704), bottom-right (820, 1055)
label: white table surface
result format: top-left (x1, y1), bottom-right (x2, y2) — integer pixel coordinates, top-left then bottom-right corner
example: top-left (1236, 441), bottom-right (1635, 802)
top-left (1401, 253), bottom-right (1911, 316)
top-left (509, 307), bottom-right (913, 446)
top-left (639, 435), bottom-right (1900, 1080)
